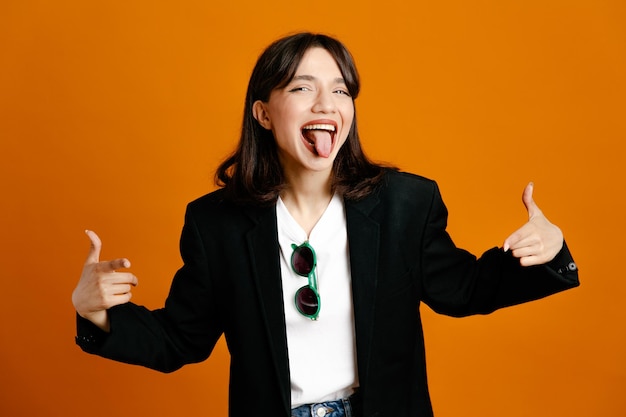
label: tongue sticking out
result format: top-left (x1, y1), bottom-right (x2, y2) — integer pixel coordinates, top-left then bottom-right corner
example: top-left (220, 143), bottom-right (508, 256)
top-left (303, 129), bottom-right (332, 158)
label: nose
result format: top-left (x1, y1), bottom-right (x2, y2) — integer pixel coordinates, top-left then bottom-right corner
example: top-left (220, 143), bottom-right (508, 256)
top-left (311, 90), bottom-right (336, 114)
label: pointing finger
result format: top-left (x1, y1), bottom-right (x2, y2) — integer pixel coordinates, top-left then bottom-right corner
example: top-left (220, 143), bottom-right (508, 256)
top-left (503, 227), bottom-right (524, 253)
top-left (502, 218), bottom-right (536, 253)
top-left (96, 257), bottom-right (132, 273)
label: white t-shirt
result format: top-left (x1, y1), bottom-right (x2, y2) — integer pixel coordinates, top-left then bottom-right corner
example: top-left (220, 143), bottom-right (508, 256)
top-left (276, 194), bottom-right (359, 407)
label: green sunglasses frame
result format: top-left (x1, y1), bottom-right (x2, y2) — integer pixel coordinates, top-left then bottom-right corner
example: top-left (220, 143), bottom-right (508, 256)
top-left (290, 241), bottom-right (321, 320)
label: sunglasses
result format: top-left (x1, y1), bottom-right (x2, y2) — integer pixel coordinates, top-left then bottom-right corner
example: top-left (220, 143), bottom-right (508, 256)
top-left (290, 241), bottom-right (320, 320)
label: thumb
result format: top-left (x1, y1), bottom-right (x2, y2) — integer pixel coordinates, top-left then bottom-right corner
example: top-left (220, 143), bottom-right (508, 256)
top-left (522, 182), bottom-right (542, 219)
top-left (84, 230), bottom-right (102, 265)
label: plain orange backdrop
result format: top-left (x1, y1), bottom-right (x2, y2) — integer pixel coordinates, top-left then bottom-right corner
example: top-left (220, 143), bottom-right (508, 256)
top-left (1, 1), bottom-right (625, 416)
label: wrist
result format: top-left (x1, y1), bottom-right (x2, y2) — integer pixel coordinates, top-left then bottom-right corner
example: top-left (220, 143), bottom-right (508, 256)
top-left (80, 309), bottom-right (110, 333)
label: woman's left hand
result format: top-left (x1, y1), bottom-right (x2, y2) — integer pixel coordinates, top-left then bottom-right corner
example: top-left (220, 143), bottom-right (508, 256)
top-left (503, 182), bottom-right (564, 266)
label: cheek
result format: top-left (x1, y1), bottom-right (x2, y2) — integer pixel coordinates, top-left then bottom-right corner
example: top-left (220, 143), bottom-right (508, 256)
top-left (267, 107), bottom-right (294, 138)
top-left (342, 100), bottom-right (355, 120)
top-left (341, 105), bottom-right (355, 136)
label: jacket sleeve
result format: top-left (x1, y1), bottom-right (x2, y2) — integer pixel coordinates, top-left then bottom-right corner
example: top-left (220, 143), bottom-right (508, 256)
top-left (420, 182), bottom-right (579, 317)
top-left (75, 204), bottom-right (223, 373)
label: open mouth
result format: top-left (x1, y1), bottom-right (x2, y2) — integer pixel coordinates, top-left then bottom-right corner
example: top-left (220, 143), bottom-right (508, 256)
top-left (301, 122), bottom-right (337, 158)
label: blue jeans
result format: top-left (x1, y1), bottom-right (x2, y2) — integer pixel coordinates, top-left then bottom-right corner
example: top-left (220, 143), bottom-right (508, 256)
top-left (291, 396), bottom-right (357, 417)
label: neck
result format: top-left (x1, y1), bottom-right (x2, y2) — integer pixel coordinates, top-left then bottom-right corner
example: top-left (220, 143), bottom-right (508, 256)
top-left (281, 170), bottom-right (334, 237)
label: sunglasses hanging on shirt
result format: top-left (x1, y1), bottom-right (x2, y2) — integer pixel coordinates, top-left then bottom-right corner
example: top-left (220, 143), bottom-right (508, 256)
top-left (290, 241), bottom-right (320, 320)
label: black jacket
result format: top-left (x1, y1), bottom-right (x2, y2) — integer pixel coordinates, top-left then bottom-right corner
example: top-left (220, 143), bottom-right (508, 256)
top-left (76, 170), bottom-right (579, 417)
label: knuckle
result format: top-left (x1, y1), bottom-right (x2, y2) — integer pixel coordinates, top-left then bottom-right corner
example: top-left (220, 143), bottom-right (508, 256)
top-left (96, 279), bottom-right (110, 295)
top-left (96, 295), bottom-right (110, 310)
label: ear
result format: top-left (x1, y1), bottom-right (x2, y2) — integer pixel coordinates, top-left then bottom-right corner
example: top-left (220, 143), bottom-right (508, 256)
top-left (252, 100), bottom-right (272, 130)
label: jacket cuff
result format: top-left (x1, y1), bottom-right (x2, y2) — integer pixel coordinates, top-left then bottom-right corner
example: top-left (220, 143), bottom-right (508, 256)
top-left (75, 313), bottom-right (109, 352)
top-left (546, 241), bottom-right (579, 280)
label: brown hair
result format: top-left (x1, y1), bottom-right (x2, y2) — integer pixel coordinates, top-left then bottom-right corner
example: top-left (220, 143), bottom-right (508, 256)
top-left (215, 32), bottom-right (389, 205)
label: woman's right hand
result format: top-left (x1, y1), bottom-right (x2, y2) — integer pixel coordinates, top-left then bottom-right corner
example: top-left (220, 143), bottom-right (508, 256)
top-left (72, 230), bottom-right (138, 332)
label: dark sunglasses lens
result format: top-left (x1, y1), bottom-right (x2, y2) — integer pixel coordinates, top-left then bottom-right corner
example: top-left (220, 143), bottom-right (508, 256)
top-left (295, 286), bottom-right (319, 316)
top-left (292, 246), bottom-right (314, 275)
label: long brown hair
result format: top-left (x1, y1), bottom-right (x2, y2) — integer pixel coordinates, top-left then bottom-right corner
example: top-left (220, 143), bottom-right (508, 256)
top-left (216, 32), bottom-right (389, 205)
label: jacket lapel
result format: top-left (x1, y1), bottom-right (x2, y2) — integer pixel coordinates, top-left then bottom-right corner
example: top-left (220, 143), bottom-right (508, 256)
top-left (244, 204), bottom-right (291, 413)
top-left (345, 194), bottom-right (381, 391)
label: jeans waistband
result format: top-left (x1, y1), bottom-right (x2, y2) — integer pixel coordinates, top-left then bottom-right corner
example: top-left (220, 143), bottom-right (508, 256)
top-left (291, 392), bottom-right (361, 417)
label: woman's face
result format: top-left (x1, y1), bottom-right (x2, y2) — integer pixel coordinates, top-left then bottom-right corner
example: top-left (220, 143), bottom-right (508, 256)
top-left (253, 47), bottom-right (355, 178)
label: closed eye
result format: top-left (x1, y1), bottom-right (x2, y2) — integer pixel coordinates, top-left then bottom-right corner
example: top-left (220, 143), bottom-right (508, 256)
top-left (288, 86), bottom-right (312, 93)
top-left (334, 89), bottom-right (351, 97)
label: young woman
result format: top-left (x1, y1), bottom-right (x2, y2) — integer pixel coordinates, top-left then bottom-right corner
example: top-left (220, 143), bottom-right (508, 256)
top-left (72, 33), bottom-right (579, 417)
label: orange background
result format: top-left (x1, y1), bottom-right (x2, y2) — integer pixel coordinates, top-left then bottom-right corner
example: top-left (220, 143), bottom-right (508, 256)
top-left (1, 1), bottom-right (624, 416)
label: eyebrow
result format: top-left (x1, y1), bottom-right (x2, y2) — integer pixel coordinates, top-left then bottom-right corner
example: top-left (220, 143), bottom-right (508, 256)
top-left (291, 74), bottom-right (346, 84)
